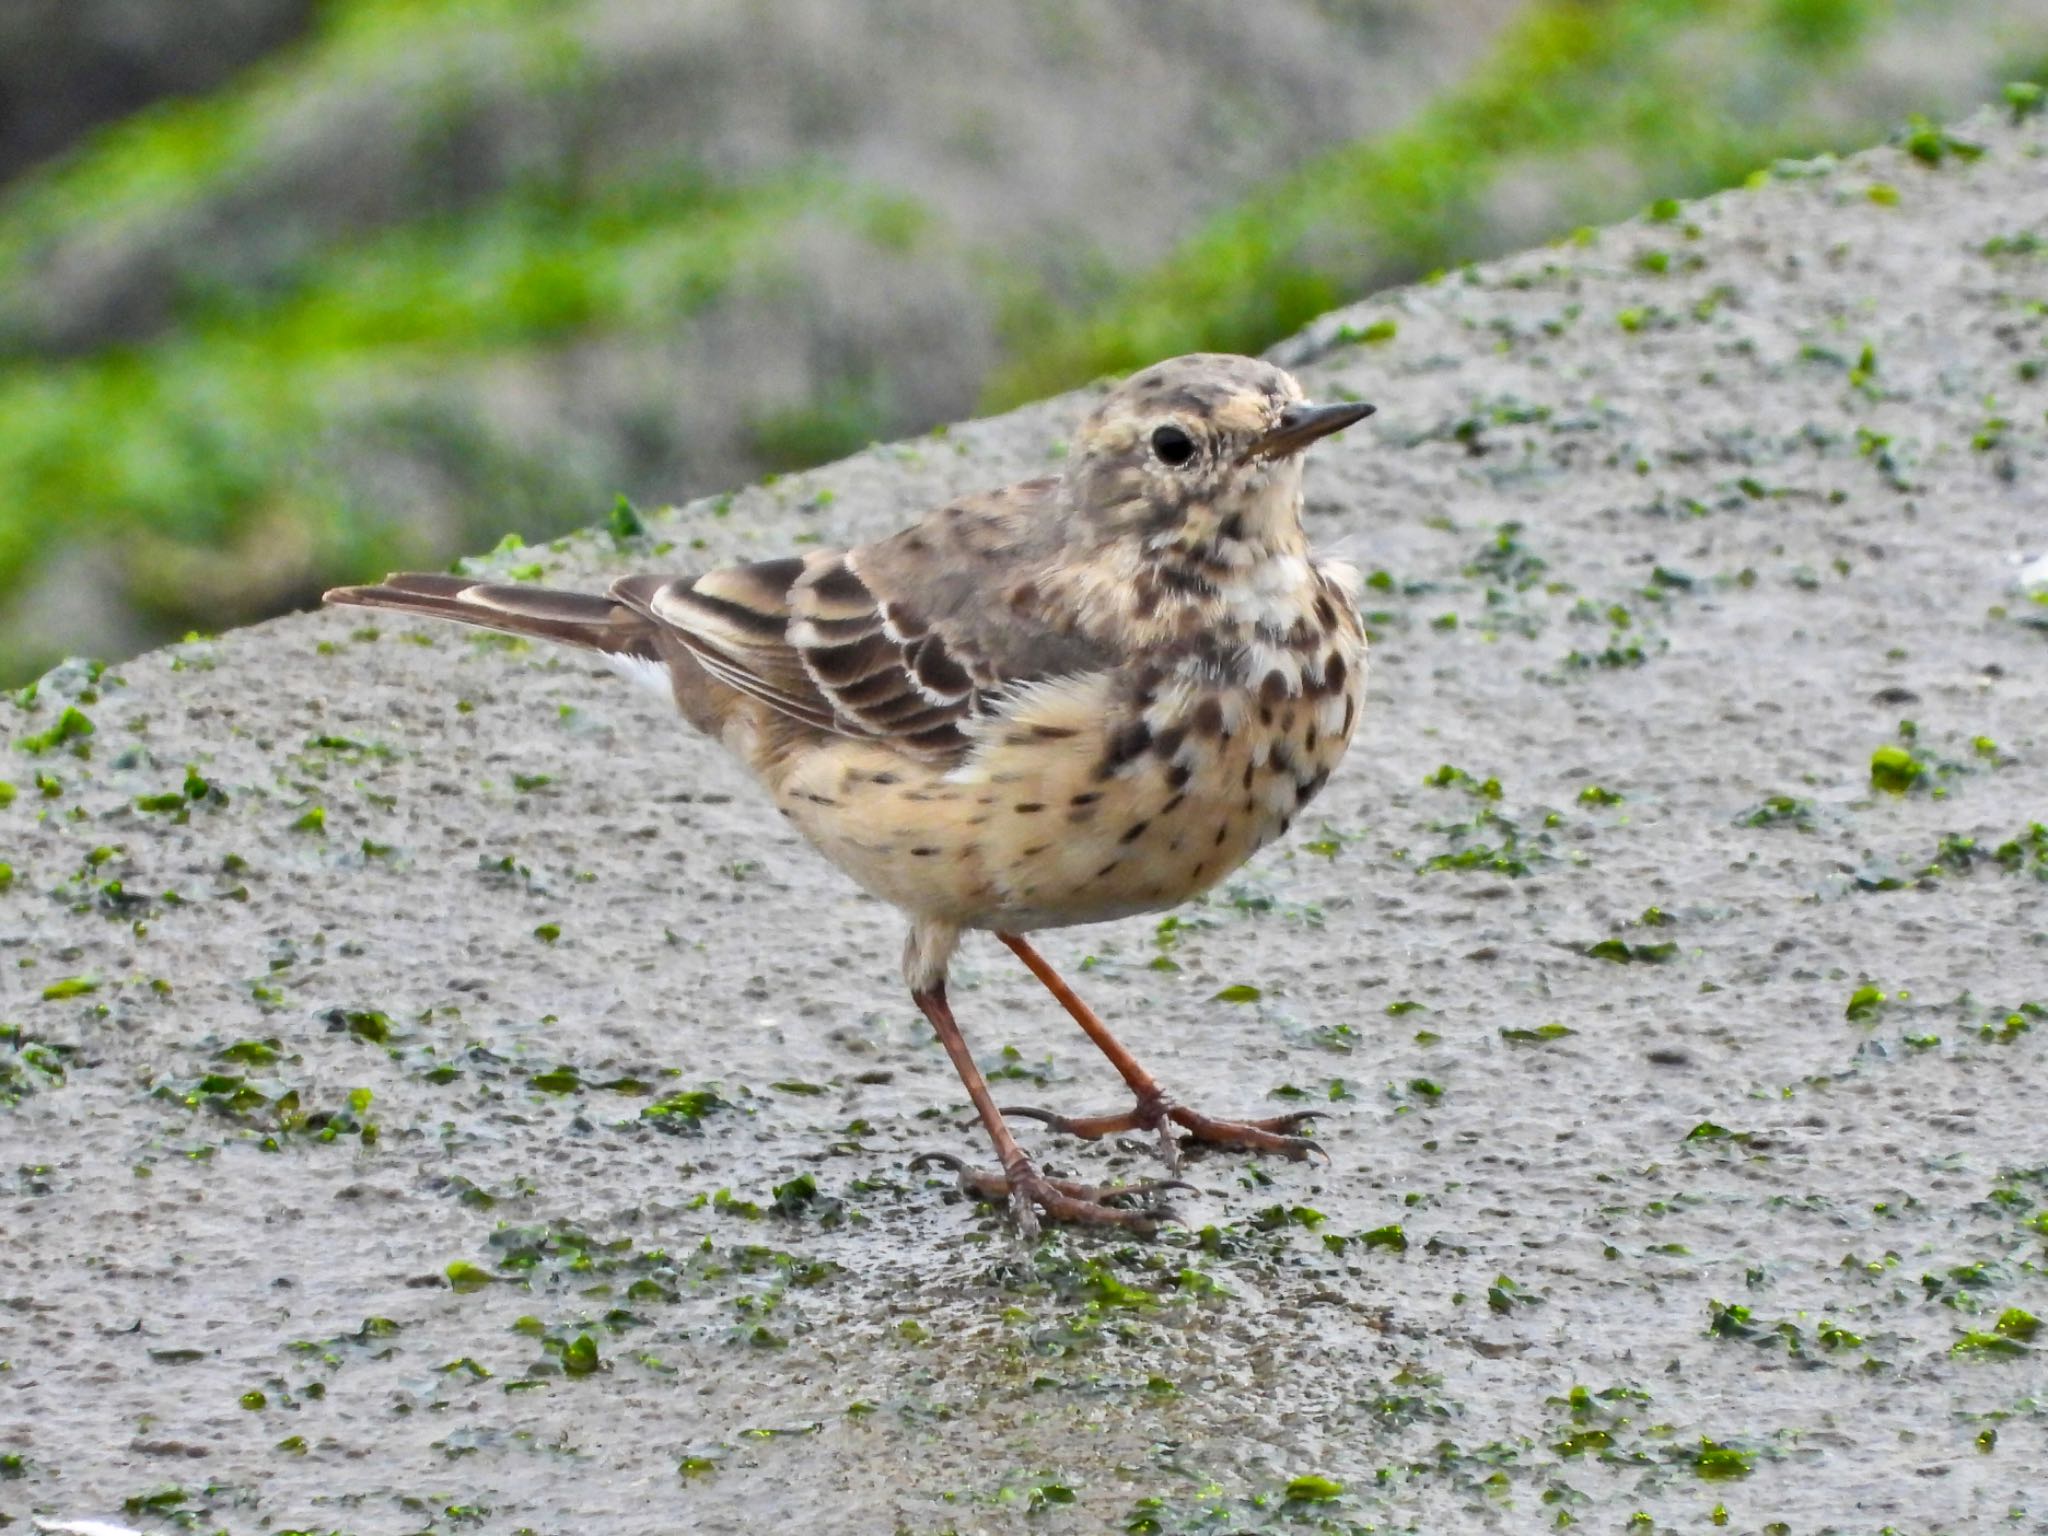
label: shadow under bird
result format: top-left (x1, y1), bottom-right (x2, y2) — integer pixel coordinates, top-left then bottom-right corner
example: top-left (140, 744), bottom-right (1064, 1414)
top-left (326, 352), bottom-right (1374, 1236)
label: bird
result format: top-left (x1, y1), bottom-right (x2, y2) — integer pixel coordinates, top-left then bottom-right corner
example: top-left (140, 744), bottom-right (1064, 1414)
top-left (325, 353), bottom-right (1373, 1237)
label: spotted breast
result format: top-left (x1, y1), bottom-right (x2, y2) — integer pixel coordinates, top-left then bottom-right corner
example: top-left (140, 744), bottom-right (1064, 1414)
top-left (938, 557), bottom-right (1367, 932)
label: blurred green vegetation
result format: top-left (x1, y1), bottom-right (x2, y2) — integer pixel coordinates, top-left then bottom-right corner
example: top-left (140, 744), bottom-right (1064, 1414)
top-left (985, 0), bottom-right (1991, 403)
top-left (0, 0), bottom-right (2042, 681)
top-left (0, 163), bottom-right (886, 619)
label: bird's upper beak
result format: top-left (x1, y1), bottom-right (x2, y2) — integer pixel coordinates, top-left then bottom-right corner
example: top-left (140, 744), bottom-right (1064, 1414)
top-left (1249, 399), bottom-right (1376, 460)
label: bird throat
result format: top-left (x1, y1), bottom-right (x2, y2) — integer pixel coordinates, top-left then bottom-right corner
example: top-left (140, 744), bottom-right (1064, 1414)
top-left (1139, 482), bottom-right (1312, 622)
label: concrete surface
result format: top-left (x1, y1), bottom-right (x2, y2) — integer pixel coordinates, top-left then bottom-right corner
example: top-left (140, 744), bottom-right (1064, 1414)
top-left (3, 106), bottom-right (2046, 1536)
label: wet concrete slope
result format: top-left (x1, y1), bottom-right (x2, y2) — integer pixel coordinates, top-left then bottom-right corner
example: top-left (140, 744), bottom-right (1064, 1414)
top-left (3, 106), bottom-right (2046, 1535)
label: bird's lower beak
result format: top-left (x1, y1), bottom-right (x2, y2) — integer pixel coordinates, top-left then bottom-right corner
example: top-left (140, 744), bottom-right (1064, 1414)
top-left (1249, 400), bottom-right (1376, 460)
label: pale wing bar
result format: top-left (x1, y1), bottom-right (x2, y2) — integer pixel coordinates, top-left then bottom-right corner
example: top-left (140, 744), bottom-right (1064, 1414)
top-left (612, 554), bottom-right (976, 757)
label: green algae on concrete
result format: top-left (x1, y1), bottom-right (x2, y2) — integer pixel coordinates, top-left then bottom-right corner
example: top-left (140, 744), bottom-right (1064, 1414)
top-left (3, 106), bottom-right (2048, 1536)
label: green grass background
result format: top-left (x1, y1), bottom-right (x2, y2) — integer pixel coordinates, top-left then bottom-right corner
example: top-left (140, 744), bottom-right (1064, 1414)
top-left (0, 0), bottom-right (2042, 681)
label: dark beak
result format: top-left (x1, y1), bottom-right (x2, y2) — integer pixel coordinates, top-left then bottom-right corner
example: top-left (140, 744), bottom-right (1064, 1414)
top-left (1250, 399), bottom-right (1376, 460)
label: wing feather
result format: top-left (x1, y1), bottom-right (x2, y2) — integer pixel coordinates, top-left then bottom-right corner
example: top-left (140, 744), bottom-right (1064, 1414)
top-left (608, 479), bottom-right (1118, 759)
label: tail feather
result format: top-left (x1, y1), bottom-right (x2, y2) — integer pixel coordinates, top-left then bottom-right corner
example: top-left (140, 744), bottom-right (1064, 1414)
top-left (324, 573), bottom-right (658, 656)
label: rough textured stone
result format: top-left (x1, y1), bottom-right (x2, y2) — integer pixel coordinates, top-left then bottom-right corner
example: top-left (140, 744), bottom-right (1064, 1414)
top-left (2, 107), bottom-right (2044, 1534)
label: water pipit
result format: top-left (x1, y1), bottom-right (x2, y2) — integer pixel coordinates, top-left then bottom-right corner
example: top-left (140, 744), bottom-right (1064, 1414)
top-left (327, 352), bottom-right (1372, 1236)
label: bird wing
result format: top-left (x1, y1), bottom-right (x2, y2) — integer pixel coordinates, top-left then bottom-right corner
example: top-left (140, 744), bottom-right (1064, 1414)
top-left (611, 478), bottom-right (1117, 760)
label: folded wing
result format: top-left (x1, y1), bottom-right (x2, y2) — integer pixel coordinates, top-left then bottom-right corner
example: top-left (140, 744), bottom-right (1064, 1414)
top-left (612, 480), bottom-right (1115, 761)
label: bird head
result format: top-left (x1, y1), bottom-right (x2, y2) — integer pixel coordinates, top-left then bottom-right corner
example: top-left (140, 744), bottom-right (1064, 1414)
top-left (1066, 353), bottom-right (1373, 563)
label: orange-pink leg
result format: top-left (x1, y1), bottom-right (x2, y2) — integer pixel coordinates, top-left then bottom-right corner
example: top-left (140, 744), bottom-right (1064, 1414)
top-left (908, 980), bottom-right (1188, 1237)
top-left (997, 932), bottom-right (1323, 1169)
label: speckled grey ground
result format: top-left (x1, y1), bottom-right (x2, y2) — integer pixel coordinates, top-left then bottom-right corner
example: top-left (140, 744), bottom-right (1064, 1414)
top-left (4, 107), bottom-right (2047, 1536)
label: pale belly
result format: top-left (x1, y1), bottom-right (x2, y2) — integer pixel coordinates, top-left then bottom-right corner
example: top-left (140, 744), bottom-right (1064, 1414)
top-left (773, 657), bottom-right (1367, 932)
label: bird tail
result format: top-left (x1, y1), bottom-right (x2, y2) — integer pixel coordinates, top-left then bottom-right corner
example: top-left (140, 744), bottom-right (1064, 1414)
top-left (323, 573), bottom-right (659, 657)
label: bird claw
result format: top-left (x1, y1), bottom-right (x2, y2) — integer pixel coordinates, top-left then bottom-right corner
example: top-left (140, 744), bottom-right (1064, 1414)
top-left (999, 1103), bottom-right (1144, 1138)
top-left (1169, 1104), bottom-right (1326, 1163)
top-left (1001, 1099), bottom-right (1327, 1165)
top-left (909, 1151), bottom-right (1189, 1235)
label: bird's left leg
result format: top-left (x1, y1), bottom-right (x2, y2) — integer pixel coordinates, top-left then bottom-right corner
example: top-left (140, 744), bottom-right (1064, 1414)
top-left (995, 932), bottom-right (1322, 1170)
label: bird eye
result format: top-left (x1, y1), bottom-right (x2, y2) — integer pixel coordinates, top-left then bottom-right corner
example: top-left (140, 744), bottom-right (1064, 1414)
top-left (1150, 425), bottom-right (1196, 467)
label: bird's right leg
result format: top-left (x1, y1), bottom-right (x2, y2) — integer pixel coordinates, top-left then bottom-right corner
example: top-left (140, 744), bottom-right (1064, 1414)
top-left (994, 932), bottom-right (1321, 1170)
top-left (902, 924), bottom-right (1182, 1237)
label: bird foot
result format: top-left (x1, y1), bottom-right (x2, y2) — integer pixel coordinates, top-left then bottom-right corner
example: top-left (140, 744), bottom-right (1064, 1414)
top-left (909, 1151), bottom-right (1189, 1239)
top-left (1003, 1099), bottom-right (1325, 1169)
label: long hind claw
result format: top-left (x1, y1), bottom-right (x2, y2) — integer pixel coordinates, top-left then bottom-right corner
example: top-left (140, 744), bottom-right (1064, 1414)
top-left (998, 1104), bottom-right (1146, 1139)
top-left (1001, 1098), bottom-right (1326, 1167)
top-left (909, 1151), bottom-right (1191, 1237)
top-left (1166, 1103), bottom-right (1326, 1162)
